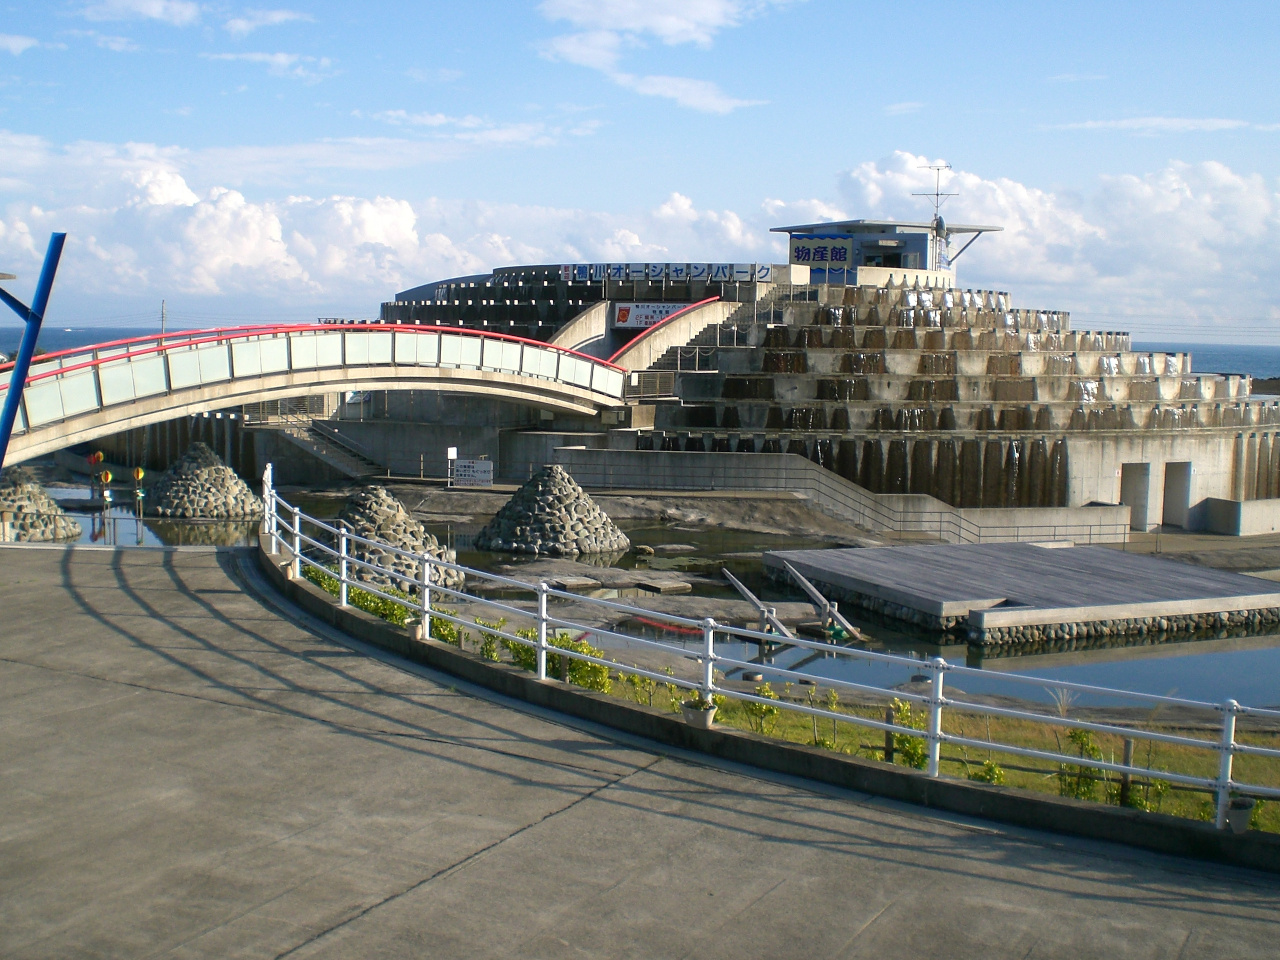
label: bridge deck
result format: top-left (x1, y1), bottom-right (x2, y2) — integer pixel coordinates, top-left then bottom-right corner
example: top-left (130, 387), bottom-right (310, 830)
top-left (2, 545), bottom-right (1276, 957)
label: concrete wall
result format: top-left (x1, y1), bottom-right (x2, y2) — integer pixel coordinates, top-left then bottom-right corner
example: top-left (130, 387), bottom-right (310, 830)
top-left (332, 393), bottom-right (538, 478)
top-left (1066, 432), bottom-right (1242, 531)
top-left (1201, 497), bottom-right (1280, 536)
top-left (547, 300), bottom-right (611, 358)
top-left (553, 447), bottom-right (1130, 543)
top-left (499, 430), bottom-right (609, 481)
top-left (608, 301), bottom-right (736, 371)
top-left (1061, 430), bottom-right (1280, 532)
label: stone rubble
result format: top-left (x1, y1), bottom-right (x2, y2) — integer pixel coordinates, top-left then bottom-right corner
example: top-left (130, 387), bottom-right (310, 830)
top-left (147, 443), bottom-right (264, 519)
top-left (475, 464), bottom-right (630, 557)
top-left (338, 485), bottom-right (464, 592)
top-left (0, 466), bottom-right (82, 542)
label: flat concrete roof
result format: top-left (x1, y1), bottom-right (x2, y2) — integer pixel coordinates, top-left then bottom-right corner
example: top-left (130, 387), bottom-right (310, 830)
top-left (770, 218), bottom-right (1003, 235)
top-left (765, 542), bottom-right (1280, 628)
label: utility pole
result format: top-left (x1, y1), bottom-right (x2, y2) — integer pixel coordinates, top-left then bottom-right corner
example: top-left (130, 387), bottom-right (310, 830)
top-left (160, 299), bottom-right (167, 337)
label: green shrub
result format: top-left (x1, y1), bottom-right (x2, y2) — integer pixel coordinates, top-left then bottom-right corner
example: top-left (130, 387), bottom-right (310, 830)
top-left (473, 616), bottom-right (505, 662)
top-left (303, 564), bottom-right (411, 627)
top-left (968, 760), bottom-right (1006, 785)
top-left (1058, 728), bottom-right (1104, 801)
top-left (890, 698), bottom-right (928, 770)
top-left (622, 668), bottom-right (659, 706)
top-left (744, 682), bottom-right (781, 735)
top-left (506, 627), bottom-right (611, 694)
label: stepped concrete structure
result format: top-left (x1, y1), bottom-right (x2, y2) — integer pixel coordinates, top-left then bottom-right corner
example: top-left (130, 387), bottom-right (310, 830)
top-left (369, 216), bottom-right (1276, 536)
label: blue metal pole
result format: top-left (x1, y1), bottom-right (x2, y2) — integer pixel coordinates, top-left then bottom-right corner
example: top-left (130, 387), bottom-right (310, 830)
top-left (0, 233), bottom-right (66, 469)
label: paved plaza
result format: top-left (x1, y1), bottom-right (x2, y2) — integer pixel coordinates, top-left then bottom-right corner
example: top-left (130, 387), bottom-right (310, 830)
top-left (2, 545), bottom-right (1279, 958)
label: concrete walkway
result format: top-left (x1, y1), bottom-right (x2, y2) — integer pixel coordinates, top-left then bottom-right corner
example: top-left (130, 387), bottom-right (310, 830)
top-left (2, 546), bottom-right (1279, 959)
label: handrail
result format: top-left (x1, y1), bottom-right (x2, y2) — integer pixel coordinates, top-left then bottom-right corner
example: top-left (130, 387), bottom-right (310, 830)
top-left (0, 322), bottom-right (625, 388)
top-left (262, 469), bottom-right (1280, 832)
top-left (3, 324), bottom-right (629, 463)
top-left (307, 419), bottom-right (380, 463)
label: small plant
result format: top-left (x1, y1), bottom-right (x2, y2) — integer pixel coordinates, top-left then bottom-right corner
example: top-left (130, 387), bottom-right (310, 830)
top-left (968, 760), bottom-right (1006, 785)
top-left (623, 668), bottom-right (659, 706)
top-left (684, 690), bottom-right (716, 711)
top-left (303, 564), bottom-right (411, 627)
top-left (663, 666), bottom-right (682, 713)
top-left (1057, 728), bottom-right (1104, 801)
top-left (473, 616), bottom-right (505, 662)
top-left (430, 605), bottom-right (467, 646)
top-left (890, 698), bottom-right (927, 770)
top-left (505, 627), bottom-right (611, 693)
top-left (825, 688), bottom-right (840, 745)
top-left (744, 682), bottom-right (781, 735)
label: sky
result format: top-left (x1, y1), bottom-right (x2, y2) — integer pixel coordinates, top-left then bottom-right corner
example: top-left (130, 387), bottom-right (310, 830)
top-left (0, 0), bottom-right (1278, 341)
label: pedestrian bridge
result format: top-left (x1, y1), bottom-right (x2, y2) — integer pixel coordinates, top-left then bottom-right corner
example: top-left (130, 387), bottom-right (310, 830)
top-left (0, 324), bottom-right (627, 465)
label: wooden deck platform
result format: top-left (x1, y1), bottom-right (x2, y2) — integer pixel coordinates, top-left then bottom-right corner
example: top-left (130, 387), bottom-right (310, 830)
top-left (763, 542), bottom-right (1280, 641)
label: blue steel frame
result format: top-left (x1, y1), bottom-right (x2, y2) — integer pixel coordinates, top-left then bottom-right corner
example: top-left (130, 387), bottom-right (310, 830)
top-left (0, 233), bottom-right (66, 469)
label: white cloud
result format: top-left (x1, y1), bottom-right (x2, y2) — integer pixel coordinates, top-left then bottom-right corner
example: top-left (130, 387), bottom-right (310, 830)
top-left (2, 135), bottom-right (1279, 341)
top-left (96, 34), bottom-right (140, 52)
top-left (405, 66), bottom-right (463, 83)
top-left (540, 0), bottom-right (760, 46)
top-left (224, 9), bottom-right (312, 37)
top-left (82, 0), bottom-right (200, 26)
top-left (613, 73), bottom-right (764, 113)
top-left (201, 50), bottom-right (331, 80)
top-left (0, 35), bottom-right (38, 56)
top-left (538, 0), bottom-right (782, 113)
top-left (838, 151), bottom-right (1280, 337)
top-left (1054, 117), bottom-right (1251, 134)
top-left (372, 110), bottom-right (452, 127)
top-left (883, 101), bottom-right (922, 116)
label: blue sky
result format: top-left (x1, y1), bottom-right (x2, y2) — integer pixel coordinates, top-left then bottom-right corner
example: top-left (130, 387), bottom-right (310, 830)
top-left (0, 0), bottom-right (1277, 340)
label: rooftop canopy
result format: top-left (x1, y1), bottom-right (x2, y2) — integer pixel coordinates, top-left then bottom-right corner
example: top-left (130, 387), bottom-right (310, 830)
top-left (770, 219), bottom-right (1002, 236)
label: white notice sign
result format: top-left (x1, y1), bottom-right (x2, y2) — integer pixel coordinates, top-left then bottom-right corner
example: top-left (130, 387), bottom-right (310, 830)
top-left (452, 459), bottom-right (493, 487)
top-left (613, 302), bottom-right (685, 329)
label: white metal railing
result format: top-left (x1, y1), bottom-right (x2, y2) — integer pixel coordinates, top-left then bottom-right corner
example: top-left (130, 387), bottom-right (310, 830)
top-left (0, 324), bottom-right (626, 440)
top-left (261, 463), bottom-right (1280, 831)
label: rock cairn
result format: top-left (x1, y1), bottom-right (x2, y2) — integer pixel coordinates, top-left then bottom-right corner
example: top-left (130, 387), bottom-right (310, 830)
top-left (475, 465), bottom-right (629, 556)
top-left (338, 486), bottom-right (464, 592)
top-left (0, 467), bottom-right (82, 542)
top-left (147, 442), bottom-right (263, 519)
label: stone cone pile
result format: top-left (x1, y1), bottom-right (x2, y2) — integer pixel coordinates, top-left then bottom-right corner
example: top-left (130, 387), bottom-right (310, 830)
top-left (148, 442), bottom-right (263, 519)
top-left (0, 466), bottom-right (82, 541)
top-left (338, 486), bottom-right (464, 592)
top-left (475, 464), bottom-right (629, 556)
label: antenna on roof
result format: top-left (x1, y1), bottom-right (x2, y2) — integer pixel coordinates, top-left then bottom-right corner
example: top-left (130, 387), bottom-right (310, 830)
top-left (912, 162), bottom-right (956, 270)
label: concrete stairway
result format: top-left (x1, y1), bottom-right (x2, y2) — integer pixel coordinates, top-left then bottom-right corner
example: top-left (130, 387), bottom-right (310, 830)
top-left (272, 419), bottom-right (384, 479)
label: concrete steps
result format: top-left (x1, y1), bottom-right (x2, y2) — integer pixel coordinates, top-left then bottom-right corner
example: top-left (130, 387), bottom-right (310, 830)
top-left (272, 422), bottom-right (384, 479)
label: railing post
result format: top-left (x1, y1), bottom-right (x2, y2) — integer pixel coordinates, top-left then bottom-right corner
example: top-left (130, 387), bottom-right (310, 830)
top-left (419, 552), bottom-right (432, 639)
top-left (536, 581), bottom-right (549, 680)
top-left (1215, 699), bottom-right (1239, 830)
top-left (701, 618), bottom-right (716, 702)
top-left (927, 657), bottom-right (946, 777)
top-left (263, 464), bottom-right (279, 554)
top-left (291, 507), bottom-right (301, 579)
top-left (338, 527), bottom-right (349, 607)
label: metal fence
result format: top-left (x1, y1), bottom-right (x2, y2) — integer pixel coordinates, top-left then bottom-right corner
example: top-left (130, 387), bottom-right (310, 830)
top-left (262, 466), bottom-right (1280, 831)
